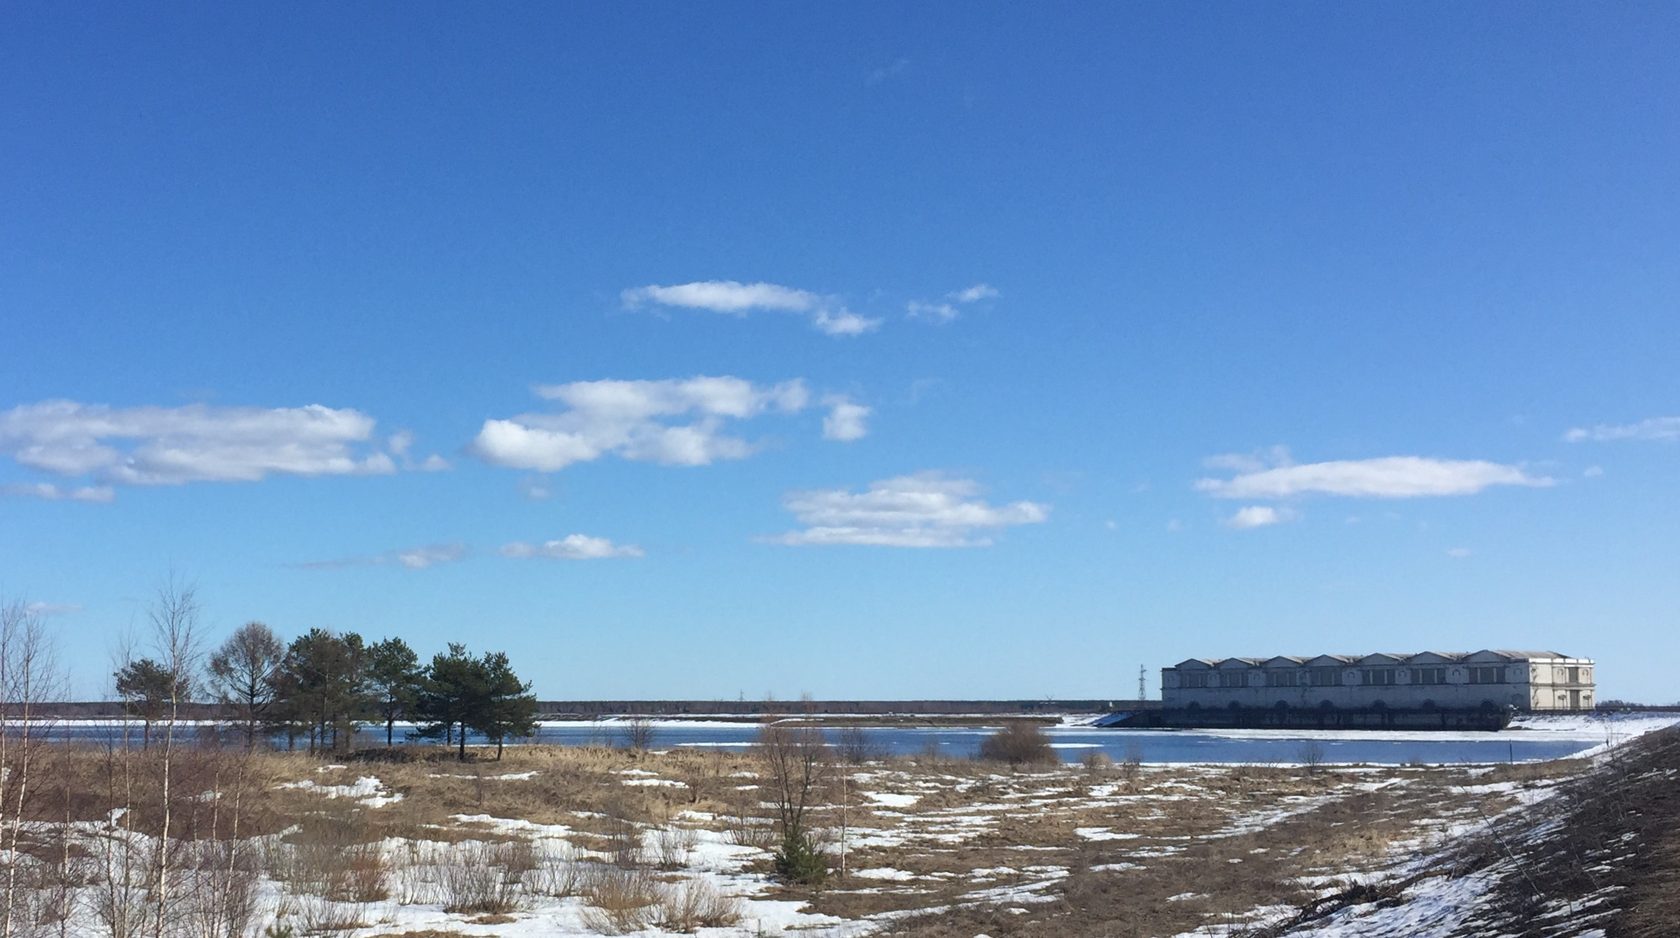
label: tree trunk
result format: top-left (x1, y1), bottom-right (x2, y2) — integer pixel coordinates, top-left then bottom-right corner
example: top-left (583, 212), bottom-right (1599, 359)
top-left (457, 725), bottom-right (467, 762)
top-left (386, 717), bottom-right (395, 747)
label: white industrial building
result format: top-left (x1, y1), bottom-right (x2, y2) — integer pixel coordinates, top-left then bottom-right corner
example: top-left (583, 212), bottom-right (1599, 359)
top-left (1161, 650), bottom-right (1595, 713)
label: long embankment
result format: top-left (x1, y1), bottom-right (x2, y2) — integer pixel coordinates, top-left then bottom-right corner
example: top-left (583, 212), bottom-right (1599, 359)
top-left (27, 697), bottom-right (1152, 723)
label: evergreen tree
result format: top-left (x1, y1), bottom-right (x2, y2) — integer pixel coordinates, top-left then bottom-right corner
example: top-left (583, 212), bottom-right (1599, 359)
top-left (417, 643), bottom-right (480, 760)
top-left (417, 645), bottom-right (538, 761)
top-left (365, 636), bottom-right (424, 747)
top-left (272, 629), bottom-right (368, 753)
top-left (114, 657), bottom-right (190, 749)
top-left (471, 651), bottom-right (538, 760)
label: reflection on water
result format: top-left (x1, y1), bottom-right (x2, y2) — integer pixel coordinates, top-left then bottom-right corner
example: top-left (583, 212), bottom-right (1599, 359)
top-left (28, 720), bottom-right (1602, 765)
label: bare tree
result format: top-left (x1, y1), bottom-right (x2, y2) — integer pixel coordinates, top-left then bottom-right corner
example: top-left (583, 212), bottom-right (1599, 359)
top-left (756, 720), bottom-right (830, 884)
top-left (146, 576), bottom-right (203, 938)
top-left (208, 621), bottom-right (283, 748)
top-left (1, 599), bottom-right (62, 938)
top-left (621, 716), bottom-right (655, 751)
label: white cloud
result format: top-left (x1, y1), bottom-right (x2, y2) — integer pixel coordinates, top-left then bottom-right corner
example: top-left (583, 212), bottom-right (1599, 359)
top-left (1564, 417), bottom-right (1680, 443)
top-left (1224, 505), bottom-right (1297, 529)
top-left (501, 534), bottom-right (644, 560)
top-left (906, 301), bottom-right (960, 323)
top-left (821, 396), bottom-right (871, 442)
top-left (623, 280), bottom-right (881, 337)
top-left (295, 542), bottom-right (467, 571)
top-left (813, 309), bottom-right (882, 336)
top-left (908, 283), bottom-right (999, 323)
top-left (469, 377), bottom-right (811, 472)
top-left (0, 400), bottom-right (395, 490)
top-left (623, 280), bottom-right (818, 314)
top-left (1446, 547), bottom-right (1472, 558)
top-left (1583, 465), bottom-right (1604, 478)
top-left (770, 472), bottom-right (1048, 548)
top-left (948, 283), bottom-right (999, 303)
top-left (1196, 456), bottom-right (1551, 499)
top-left (2, 481), bottom-right (115, 502)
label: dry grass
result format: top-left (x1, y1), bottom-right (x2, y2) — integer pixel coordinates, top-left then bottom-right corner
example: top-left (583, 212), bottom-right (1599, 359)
top-left (14, 729), bottom-right (1671, 938)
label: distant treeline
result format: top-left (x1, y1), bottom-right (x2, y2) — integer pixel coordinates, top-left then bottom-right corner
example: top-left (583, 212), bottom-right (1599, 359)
top-left (32, 697), bottom-right (1146, 719)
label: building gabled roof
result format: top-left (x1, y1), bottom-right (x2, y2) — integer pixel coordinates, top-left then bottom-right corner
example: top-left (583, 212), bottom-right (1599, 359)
top-left (1405, 651), bottom-right (1467, 664)
top-left (1169, 650), bottom-right (1585, 669)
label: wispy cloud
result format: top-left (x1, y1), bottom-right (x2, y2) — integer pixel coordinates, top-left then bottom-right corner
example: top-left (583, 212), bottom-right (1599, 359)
top-left (23, 601), bottom-right (82, 617)
top-left (1564, 416), bottom-right (1680, 443)
top-left (1224, 505), bottom-right (1298, 529)
top-left (865, 57), bottom-right (911, 86)
top-left (388, 429), bottom-right (451, 472)
top-left (770, 472), bottom-right (1048, 548)
top-left (1196, 454), bottom-right (1550, 499)
top-left (501, 534), bottom-right (643, 560)
top-left (0, 400), bottom-right (405, 494)
top-left (1446, 547), bottom-right (1472, 558)
top-left (2, 481), bottom-right (115, 502)
top-left (907, 283), bottom-right (999, 323)
top-left (821, 396), bottom-right (871, 442)
top-left (518, 476), bottom-right (553, 500)
top-left (293, 542), bottom-right (468, 571)
top-left (469, 376), bottom-right (811, 472)
top-left (623, 280), bottom-right (881, 337)
top-left (948, 283), bottom-right (999, 303)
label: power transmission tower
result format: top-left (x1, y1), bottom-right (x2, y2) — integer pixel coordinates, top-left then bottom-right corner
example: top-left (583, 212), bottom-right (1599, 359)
top-left (1138, 665), bottom-right (1147, 701)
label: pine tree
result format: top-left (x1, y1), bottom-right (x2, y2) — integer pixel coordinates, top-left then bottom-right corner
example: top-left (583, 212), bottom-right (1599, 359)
top-left (472, 651), bottom-right (538, 761)
top-left (365, 637), bottom-right (423, 747)
top-left (114, 658), bottom-right (189, 749)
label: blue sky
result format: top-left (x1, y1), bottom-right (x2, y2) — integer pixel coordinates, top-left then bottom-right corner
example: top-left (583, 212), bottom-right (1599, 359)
top-left (3, 4), bottom-right (1677, 702)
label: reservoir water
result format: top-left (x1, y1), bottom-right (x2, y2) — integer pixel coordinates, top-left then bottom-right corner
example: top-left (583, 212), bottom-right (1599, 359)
top-left (32, 714), bottom-right (1665, 765)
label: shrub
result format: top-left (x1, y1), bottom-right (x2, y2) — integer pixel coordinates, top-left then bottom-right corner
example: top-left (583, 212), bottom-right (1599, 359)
top-left (773, 830), bottom-right (826, 885)
top-left (1298, 740), bottom-right (1327, 773)
top-left (525, 845), bottom-right (585, 898)
top-left (653, 826), bottom-right (697, 869)
top-left (580, 864), bottom-right (659, 934)
top-left (439, 842), bottom-right (523, 914)
top-left (654, 880), bottom-right (742, 932)
top-left (978, 722), bottom-right (1058, 766)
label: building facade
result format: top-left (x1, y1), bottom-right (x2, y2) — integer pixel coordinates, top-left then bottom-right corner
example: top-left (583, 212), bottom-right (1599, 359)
top-left (1161, 650), bottom-right (1595, 712)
